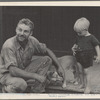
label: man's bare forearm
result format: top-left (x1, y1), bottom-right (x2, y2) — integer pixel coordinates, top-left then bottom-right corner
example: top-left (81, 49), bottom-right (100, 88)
top-left (46, 48), bottom-right (65, 79)
top-left (46, 48), bottom-right (62, 69)
top-left (9, 66), bottom-right (40, 80)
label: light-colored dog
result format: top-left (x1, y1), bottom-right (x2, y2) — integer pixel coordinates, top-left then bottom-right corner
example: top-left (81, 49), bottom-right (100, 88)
top-left (84, 61), bottom-right (100, 93)
top-left (58, 55), bottom-right (100, 93)
top-left (58, 55), bottom-right (80, 88)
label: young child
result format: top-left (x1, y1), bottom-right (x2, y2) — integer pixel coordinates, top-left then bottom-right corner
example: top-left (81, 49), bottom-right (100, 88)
top-left (72, 17), bottom-right (100, 88)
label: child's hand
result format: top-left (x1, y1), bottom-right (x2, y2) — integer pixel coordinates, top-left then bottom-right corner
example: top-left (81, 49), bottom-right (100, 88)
top-left (72, 44), bottom-right (78, 55)
top-left (95, 56), bottom-right (100, 63)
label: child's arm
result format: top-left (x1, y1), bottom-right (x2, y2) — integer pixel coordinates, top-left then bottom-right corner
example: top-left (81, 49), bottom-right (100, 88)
top-left (95, 45), bottom-right (100, 63)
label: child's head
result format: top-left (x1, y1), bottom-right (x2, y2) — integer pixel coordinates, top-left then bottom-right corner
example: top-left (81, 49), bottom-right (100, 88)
top-left (74, 17), bottom-right (90, 36)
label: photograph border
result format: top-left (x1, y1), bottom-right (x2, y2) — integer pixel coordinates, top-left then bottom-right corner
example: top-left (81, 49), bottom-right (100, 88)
top-left (0, 1), bottom-right (100, 99)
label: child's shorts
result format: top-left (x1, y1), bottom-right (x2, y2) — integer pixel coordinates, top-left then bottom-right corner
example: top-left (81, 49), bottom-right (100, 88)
top-left (75, 50), bottom-right (94, 68)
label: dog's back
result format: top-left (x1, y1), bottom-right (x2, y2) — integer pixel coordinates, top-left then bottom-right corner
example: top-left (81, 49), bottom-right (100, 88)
top-left (59, 55), bottom-right (77, 70)
top-left (84, 62), bottom-right (100, 93)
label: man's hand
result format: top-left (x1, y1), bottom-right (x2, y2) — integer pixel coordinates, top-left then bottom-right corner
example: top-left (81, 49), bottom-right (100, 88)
top-left (57, 67), bottom-right (65, 79)
top-left (37, 75), bottom-right (46, 83)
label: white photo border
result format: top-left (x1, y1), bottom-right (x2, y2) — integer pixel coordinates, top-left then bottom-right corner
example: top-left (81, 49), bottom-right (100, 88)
top-left (0, 1), bottom-right (100, 99)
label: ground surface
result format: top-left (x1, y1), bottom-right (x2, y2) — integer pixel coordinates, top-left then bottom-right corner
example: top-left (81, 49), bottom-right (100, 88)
top-left (46, 80), bottom-right (84, 93)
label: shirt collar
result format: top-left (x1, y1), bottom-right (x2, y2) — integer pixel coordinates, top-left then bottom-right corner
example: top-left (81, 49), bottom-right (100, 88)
top-left (14, 36), bottom-right (31, 50)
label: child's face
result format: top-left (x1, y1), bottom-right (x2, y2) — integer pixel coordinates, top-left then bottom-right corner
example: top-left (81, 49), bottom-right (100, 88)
top-left (76, 30), bottom-right (87, 36)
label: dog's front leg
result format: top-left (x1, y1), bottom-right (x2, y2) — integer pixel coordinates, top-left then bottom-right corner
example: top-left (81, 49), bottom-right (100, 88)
top-left (62, 72), bottom-right (67, 88)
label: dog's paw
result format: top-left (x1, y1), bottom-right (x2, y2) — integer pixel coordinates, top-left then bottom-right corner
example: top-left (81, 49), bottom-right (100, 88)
top-left (74, 81), bottom-right (79, 85)
top-left (62, 83), bottom-right (67, 88)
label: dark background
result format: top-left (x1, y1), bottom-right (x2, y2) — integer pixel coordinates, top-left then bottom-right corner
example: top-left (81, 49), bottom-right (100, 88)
top-left (0, 6), bottom-right (100, 56)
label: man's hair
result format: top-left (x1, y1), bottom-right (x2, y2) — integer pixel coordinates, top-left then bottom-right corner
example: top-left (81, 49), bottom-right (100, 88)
top-left (17, 18), bottom-right (34, 31)
top-left (73, 17), bottom-right (90, 32)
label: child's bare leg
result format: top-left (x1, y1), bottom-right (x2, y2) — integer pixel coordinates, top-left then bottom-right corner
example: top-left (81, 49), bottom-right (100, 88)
top-left (79, 73), bottom-right (85, 88)
top-left (77, 62), bottom-right (85, 88)
top-left (84, 71), bottom-right (91, 94)
top-left (84, 68), bottom-right (88, 88)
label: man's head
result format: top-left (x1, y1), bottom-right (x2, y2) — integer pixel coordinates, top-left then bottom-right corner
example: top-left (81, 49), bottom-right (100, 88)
top-left (73, 17), bottom-right (90, 36)
top-left (16, 18), bottom-right (34, 42)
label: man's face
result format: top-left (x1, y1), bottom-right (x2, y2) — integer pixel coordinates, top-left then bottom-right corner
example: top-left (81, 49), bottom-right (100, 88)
top-left (16, 24), bottom-right (32, 42)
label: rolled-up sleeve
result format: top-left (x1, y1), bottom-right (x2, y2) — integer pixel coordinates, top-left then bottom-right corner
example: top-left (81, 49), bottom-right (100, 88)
top-left (1, 46), bottom-right (18, 69)
top-left (31, 37), bottom-right (47, 54)
top-left (38, 43), bottom-right (47, 53)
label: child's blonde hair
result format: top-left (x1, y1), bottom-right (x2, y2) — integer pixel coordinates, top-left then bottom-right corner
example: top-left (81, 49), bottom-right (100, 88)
top-left (74, 17), bottom-right (90, 32)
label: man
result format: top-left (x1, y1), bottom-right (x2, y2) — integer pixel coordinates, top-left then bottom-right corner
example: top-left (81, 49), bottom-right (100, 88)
top-left (0, 18), bottom-right (64, 93)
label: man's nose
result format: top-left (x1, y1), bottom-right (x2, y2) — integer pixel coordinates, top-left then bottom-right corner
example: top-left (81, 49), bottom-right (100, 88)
top-left (20, 31), bottom-right (24, 35)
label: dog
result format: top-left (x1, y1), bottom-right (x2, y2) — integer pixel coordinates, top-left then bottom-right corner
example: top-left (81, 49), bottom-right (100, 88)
top-left (59, 55), bottom-right (100, 93)
top-left (58, 55), bottom-right (80, 88)
top-left (84, 61), bottom-right (100, 93)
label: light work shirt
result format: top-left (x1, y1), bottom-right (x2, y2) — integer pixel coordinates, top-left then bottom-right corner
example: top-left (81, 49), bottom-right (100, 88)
top-left (0, 36), bottom-right (47, 79)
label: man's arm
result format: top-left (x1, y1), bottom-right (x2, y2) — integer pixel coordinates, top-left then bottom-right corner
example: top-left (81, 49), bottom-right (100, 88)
top-left (1, 44), bottom-right (45, 83)
top-left (9, 66), bottom-right (46, 83)
top-left (46, 48), bottom-right (65, 78)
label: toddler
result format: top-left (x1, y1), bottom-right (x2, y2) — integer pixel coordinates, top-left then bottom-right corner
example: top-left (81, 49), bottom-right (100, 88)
top-left (72, 17), bottom-right (100, 88)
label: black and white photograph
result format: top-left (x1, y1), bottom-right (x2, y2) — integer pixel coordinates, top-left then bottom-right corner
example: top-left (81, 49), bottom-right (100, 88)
top-left (1, 2), bottom-right (100, 98)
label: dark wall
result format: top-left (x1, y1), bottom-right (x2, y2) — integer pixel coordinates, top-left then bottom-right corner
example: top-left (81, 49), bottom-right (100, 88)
top-left (0, 7), bottom-right (2, 51)
top-left (1, 6), bottom-right (100, 54)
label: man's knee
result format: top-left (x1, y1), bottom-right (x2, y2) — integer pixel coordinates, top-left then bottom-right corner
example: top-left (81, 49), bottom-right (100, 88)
top-left (3, 78), bottom-right (27, 93)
